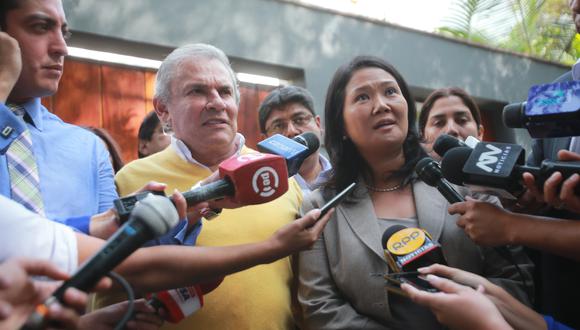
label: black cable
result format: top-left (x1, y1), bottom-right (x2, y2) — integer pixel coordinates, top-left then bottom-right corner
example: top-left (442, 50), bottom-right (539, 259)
top-left (494, 246), bottom-right (534, 305)
top-left (108, 271), bottom-right (135, 330)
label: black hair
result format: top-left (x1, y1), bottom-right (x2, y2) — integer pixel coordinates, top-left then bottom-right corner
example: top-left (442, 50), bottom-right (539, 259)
top-left (324, 55), bottom-right (427, 193)
top-left (137, 111), bottom-right (162, 158)
top-left (0, 0), bottom-right (20, 30)
top-left (418, 87), bottom-right (482, 140)
top-left (258, 85), bottom-right (316, 133)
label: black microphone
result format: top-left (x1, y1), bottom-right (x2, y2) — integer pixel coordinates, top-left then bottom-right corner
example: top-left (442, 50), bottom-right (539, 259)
top-left (441, 145), bottom-right (580, 198)
top-left (24, 195), bottom-right (179, 328)
top-left (55, 195), bottom-right (178, 299)
top-left (381, 226), bottom-right (447, 272)
top-left (415, 157), bottom-right (465, 204)
top-left (433, 134), bottom-right (469, 158)
top-left (257, 132), bottom-right (320, 176)
top-left (502, 80), bottom-right (580, 138)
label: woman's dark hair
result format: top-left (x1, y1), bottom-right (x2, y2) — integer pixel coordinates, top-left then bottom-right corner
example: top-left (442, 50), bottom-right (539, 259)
top-left (84, 126), bottom-right (125, 173)
top-left (418, 87), bottom-right (482, 139)
top-left (324, 55), bottom-right (427, 192)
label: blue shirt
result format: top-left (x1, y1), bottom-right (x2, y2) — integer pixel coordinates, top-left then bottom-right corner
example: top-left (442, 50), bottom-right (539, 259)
top-left (0, 99), bottom-right (118, 225)
top-left (0, 99), bottom-right (200, 245)
top-left (544, 315), bottom-right (574, 330)
top-left (293, 154), bottom-right (332, 196)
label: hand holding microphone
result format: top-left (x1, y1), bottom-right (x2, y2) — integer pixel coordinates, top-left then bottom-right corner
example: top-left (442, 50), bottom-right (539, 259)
top-left (114, 152), bottom-right (289, 222)
top-left (25, 194), bottom-right (179, 329)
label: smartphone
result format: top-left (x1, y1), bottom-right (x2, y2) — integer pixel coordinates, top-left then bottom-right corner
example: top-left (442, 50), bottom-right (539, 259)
top-left (384, 271), bottom-right (439, 294)
top-left (318, 182), bottom-right (356, 218)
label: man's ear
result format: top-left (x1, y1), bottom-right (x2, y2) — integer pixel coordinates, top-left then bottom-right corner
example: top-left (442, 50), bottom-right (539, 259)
top-left (477, 125), bottom-right (485, 141)
top-left (153, 97), bottom-right (170, 123)
top-left (314, 115), bottom-right (322, 129)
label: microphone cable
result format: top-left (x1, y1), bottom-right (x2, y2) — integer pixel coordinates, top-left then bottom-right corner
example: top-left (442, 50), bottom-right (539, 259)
top-left (108, 271), bottom-right (135, 330)
top-left (493, 247), bottom-right (534, 305)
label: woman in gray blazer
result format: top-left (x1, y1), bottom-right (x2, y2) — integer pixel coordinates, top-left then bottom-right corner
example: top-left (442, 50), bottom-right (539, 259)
top-left (298, 56), bottom-right (533, 329)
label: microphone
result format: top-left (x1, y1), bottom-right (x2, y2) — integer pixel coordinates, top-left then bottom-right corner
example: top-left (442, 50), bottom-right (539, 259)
top-left (147, 278), bottom-right (223, 323)
top-left (28, 195), bottom-right (179, 326)
top-left (503, 80), bottom-right (580, 138)
top-left (441, 145), bottom-right (580, 198)
top-left (415, 157), bottom-right (465, 204)
top-left (381, 226), bottom-right (447, 272)
top-left (114, 152), bottom-right (289, 222)
top-left (433, 134), bottom-right (469, 158)
top-left (257, 132), bottom-right (320, 176)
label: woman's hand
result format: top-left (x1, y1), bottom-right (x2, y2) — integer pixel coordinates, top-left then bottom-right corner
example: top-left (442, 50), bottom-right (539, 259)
top-left (402, 274), bottom-right (512, 330)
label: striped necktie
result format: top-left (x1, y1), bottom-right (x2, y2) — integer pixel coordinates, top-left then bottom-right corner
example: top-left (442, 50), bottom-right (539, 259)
top-left (5, 104), bottom-right (45, 215)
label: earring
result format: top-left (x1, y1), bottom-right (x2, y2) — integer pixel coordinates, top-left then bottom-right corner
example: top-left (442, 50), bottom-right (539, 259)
top-left (342, 135), bottom-right (348, 141)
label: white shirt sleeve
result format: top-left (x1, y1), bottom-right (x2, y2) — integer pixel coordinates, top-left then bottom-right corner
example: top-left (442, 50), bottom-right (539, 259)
top-left (0, 196), bottom-right (78, 274)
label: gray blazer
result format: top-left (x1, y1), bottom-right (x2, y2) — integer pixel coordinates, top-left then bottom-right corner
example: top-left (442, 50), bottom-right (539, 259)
top-left (298, 180), bottom-right (533, 330)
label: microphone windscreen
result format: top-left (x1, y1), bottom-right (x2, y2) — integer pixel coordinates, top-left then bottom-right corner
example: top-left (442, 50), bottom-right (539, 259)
top-left (440, 147), bottom-right (472, 185)
top-left (294, 132), bottom-right (320, 153)
top-left (502, 102), bottom-right (525, 128)
top-left (415, 157), bottom-right (441, 187)
top-left (132, 194), bottom-right (180, 237)
top-left (433, 134), bottom-right (467, 157)
top-left (381, 225), bottom-right (408, 249)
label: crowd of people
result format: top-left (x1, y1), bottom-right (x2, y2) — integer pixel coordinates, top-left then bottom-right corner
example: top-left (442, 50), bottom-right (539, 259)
top-left (1, 0), bottom-right (579, 329)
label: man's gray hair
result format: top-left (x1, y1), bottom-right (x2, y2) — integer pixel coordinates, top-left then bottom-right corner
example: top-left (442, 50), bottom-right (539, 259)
top-left (154, 43), bottom-right (240, 105)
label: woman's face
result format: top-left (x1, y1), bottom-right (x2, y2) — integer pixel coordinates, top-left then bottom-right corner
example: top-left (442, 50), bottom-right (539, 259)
top-left (342, 67), bottom-right (408, 156)
top-left (422, 95), bottom-right (482, 151)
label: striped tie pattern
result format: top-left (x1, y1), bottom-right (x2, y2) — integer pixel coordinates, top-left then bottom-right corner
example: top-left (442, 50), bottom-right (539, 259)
top-left (5, 104), bottom-right (44, 215)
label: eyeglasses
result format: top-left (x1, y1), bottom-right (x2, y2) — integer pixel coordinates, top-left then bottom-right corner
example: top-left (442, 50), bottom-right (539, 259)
top-left (266, 114), bottom-right (314, 134)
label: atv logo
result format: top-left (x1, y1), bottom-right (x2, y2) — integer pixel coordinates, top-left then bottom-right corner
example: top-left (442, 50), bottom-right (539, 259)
top-left (476, 144), bottom-right (502, 173)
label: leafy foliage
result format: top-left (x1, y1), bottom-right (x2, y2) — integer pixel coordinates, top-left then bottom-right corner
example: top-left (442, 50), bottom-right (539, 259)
top-left (437, 0), bottom-right (578, 65)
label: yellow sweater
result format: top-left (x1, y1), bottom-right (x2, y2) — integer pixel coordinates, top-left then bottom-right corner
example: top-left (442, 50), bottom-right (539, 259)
top-left (115, 146), bottom-right (303, 330)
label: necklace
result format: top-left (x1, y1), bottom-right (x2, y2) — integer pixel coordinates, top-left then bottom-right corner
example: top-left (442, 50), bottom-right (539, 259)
top-left (366, 182), bottom-right (402, 192)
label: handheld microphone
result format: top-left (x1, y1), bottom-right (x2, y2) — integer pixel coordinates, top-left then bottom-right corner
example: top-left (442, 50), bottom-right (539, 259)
top-left (503, 80), bottom-right (580, 138)
top-left (433, 134), bottom-right (469, 158)
top-left (27, 195), bottom-right (179, 327)
top-left (415, 157), bottom-right (465, 204)
top-left (381, 226), bottom-right (447, 272)
top-left (257, 132), bottom-right (320, 176)
top-left (441, 145), bottom-right (580, 198)
top-left (114, 153), bottom-right (289, 222)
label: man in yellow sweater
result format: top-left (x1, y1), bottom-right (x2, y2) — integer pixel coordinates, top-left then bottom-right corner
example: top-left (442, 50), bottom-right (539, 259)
top-left (116, 43), bottom-right (303, 329)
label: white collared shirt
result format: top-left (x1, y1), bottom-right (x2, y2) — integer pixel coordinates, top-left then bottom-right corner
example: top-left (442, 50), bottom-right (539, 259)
top-left (170, 133), bottom-right (246, 169)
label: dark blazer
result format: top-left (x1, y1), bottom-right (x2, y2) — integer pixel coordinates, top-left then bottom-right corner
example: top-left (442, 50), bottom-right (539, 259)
top-left (298, 180), bottom-right (533, 330)
top-left (526, 70), bottom-right (580, 329)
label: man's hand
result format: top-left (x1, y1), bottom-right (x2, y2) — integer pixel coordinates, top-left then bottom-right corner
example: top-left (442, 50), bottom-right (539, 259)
top-left (448, 198), bottom-right (516, 246)
top-left (90, 182), bottom-right (183, 239)
top-left (0, 258), bottom-right (89, 329)
top-left (402, 274), bottom-right (512, 330)
top-left (267, 208), bottom-right (334, 259)
top-left (0, 31), bottom-right (21, 103)
top-left (79, 299), bottom-right (164, 330)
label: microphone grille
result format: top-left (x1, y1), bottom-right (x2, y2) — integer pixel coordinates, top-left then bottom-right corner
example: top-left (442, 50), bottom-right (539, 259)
top-left (131, 194), bottom-right (179, 237)
top-left (433, 134), bottom-right (467, 158)
top-left (440, 147), bottom-right (472, 185)
top-left (415, 157), bottom-right (441, 187)
top-left (502, 102), bottom-right (526, 128)
top-left (381, 225), bottom-right (408, 249)
top-left (294, 132), bottom-right (320, 153)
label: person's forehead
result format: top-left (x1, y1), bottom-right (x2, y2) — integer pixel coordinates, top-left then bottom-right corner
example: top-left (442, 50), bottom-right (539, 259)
top-left (11, 0), bottom-right (67, 23)
top-left (270, 103), bottom-right (311, 118)
top-left (172, 57), bottom-right (233, 88)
